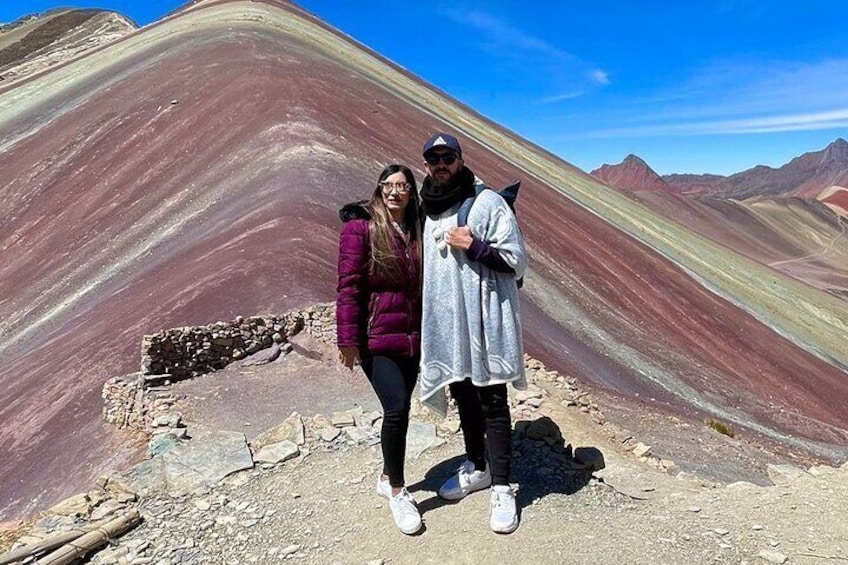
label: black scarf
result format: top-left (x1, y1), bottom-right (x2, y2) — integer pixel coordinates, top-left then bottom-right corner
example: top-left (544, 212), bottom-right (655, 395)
top-left (420, 166), bottom-right (477, 216)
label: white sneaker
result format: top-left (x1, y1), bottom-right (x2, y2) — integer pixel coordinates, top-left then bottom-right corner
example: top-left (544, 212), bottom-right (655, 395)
top-left (490, 485), bottom-right (518, 533)
top-left (438, 460), bottom-right (492, 500)
top-left (388, 488), bottom-right (422, 535)
top-left (376, 474), bottom-right (391, 499)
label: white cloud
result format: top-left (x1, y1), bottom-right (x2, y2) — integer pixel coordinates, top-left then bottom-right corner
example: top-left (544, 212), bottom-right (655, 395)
top-left (656, 58), bottom-right (848, 120)
top-left (540, 91), bottom-right (587, 104)
top-left (712, 109), bottom-right (848, 134)
top-left (458, 9), bottom-right (575, 61)
top-left (568, 57), bottom-right (848, 138)
top-left (580, 108), bottom-right (848, 138)
top-left (440, 7), bottom-right (609, 101)
top-left (590, 69), bottom-right (610, 85)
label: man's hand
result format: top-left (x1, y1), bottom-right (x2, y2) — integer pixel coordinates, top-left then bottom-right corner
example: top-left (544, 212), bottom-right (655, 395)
top-left (445, 226), bottom-right (473, 250)
top-left (338, 346), bottom-right (360, 370)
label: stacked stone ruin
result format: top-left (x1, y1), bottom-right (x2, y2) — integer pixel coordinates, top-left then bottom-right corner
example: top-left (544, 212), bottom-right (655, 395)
top-left (102, 304), bottom-right (336, 433)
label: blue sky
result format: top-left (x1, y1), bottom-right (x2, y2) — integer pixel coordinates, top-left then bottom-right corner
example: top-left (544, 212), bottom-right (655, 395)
top-left (4, 1), bottom-right (848, 175)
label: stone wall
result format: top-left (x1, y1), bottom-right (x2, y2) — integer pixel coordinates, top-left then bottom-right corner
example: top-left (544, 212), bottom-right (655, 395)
top-left (141, 304), bottom-right (335, 381)
top-left (102, 304), bottom-right (336, 432)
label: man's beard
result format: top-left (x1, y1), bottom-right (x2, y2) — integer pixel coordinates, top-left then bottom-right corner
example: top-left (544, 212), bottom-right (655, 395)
top-left (431, 168), bottom-right (455, 188)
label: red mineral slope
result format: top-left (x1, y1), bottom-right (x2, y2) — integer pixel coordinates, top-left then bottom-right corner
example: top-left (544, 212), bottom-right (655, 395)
top-left (592, 154), bottom-right (677, 193)
top-left (1, 0), bottom-right (847, 519)
top-left (818, 186), bottom-right (848, 218)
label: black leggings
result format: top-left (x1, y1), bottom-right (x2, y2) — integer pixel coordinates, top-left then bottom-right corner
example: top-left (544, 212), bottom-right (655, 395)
top-left (361, 354), bottom-right (419, 488)
top-left (449, 379), bottom-right (512, 485)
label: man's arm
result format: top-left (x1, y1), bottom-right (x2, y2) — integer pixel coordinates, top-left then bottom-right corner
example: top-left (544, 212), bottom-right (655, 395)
top-left (477, 191), bottom-right (527, 277)
top-left (446, 229), bottom-right (515, 273)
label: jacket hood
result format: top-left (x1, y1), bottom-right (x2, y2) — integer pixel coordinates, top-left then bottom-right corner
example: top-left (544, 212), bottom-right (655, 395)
top-left (339, 200), bottom-right (372, 223)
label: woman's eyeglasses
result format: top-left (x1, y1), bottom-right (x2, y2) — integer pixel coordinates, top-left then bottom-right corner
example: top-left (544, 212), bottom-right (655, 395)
top-left (424, 153), bottom-right (458, 166)
top-left (380, 181), bottom-right (411, 194)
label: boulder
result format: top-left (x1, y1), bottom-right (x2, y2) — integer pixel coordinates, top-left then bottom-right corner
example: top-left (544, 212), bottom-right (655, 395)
top-left (254, 440), bottom-right (300, 464)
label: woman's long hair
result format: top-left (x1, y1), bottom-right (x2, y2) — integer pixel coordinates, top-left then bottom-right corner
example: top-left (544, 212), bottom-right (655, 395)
top-left (368, 164), bottom-right (422, 281)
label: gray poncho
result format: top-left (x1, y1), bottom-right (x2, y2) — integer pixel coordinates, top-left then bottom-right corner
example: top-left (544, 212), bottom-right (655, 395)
top-left (420, 188), bottom-right (528, 416)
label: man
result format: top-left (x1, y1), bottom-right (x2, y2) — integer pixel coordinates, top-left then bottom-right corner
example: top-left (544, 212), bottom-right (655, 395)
top-left (418, 132), bottom-right (528, 534)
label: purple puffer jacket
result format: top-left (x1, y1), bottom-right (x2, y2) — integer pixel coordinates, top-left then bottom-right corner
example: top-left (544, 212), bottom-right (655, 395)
top-left (336, 203), bottom-right (421, 358)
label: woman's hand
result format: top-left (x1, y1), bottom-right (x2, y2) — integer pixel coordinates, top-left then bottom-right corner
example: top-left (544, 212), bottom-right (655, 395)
top-left (338, 346), bottom-right (360, 370)
top-left (445, 227), bottom-right (473, 250)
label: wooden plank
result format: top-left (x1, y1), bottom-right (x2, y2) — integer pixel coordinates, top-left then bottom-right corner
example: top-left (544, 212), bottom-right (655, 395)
top-left (0, 530), bottom-right (85, 565)
top-left (35, 510), bottom-right (141, 565)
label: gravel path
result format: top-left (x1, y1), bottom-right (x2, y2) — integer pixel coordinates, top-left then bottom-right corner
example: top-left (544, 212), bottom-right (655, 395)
top-left (89, 388), bottom-right (848, 565)
top-left (5, 357), bottom-right (846, 565)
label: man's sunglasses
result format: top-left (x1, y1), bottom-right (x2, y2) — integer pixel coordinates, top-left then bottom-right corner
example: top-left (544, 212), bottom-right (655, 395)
top-left (424, 153), bottom-right (458, 166)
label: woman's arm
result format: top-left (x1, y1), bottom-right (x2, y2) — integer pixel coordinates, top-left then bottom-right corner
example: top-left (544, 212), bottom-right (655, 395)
top-left (336, 220), bottom-right (370, 350)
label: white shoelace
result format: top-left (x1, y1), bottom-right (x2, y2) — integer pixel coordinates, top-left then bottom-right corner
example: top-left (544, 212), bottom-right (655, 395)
top-left (393, 489), bottom-right (418, 518)
top-left (491, 487), bottom-right (515, 512)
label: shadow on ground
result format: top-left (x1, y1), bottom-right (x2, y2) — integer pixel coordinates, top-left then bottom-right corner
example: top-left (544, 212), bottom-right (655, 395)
top-left (410, 416), bottom-right (602, 516)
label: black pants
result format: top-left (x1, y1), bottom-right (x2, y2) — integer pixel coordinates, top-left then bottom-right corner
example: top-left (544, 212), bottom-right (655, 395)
top-left (361, 354), bottom-right (419, 488)
top-left (449, 379), bottom-right (512, 486)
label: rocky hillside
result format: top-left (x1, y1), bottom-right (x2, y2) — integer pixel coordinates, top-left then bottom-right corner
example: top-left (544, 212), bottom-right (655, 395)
top-left (0, 9), bottom-right (135, 84)
top-left (2, 339), bottom-right (846, 564)
top-left (591, 154), bottom-right (677, 193)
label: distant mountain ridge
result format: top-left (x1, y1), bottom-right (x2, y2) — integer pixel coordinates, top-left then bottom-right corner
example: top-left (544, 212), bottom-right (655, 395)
top-left (0, 8), bottom-right (135, 84)
top-left (593, 138), bottom-right (848, 201)
top-left (662, 173), bottom-right (727, 195)
top-left (591, 154), bottom-right (677, 194)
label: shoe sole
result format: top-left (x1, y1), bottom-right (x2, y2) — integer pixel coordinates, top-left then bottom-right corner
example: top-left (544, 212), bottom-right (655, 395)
top-left (378, 479), bottom-right (421, 534)
top-left (438, 476), bottom-right (493, 500)
top-left (399, 521), bottom-right (423, 535)
top-left (491, 519), bottom-right (519, 534)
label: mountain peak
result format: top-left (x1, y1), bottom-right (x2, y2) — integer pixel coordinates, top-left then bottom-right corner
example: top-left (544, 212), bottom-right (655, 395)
top-left (822, 137), bottom-right (848, 162)
top-left (622, 153), bottom-right (648, 166)
top-left (592, 154), bottom-right (677, 193)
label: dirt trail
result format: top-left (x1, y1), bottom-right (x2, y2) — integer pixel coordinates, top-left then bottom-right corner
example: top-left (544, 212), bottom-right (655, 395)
top-left (3, 343), bottom-right (846, 564)
top-left (204, 438), bottom-right (846, 565)
top-left (86, 373), bottom-right (848, 565)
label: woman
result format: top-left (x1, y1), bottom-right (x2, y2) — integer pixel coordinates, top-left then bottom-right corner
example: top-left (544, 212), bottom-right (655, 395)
top-left (336, 164), bottom-right (423, 535)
